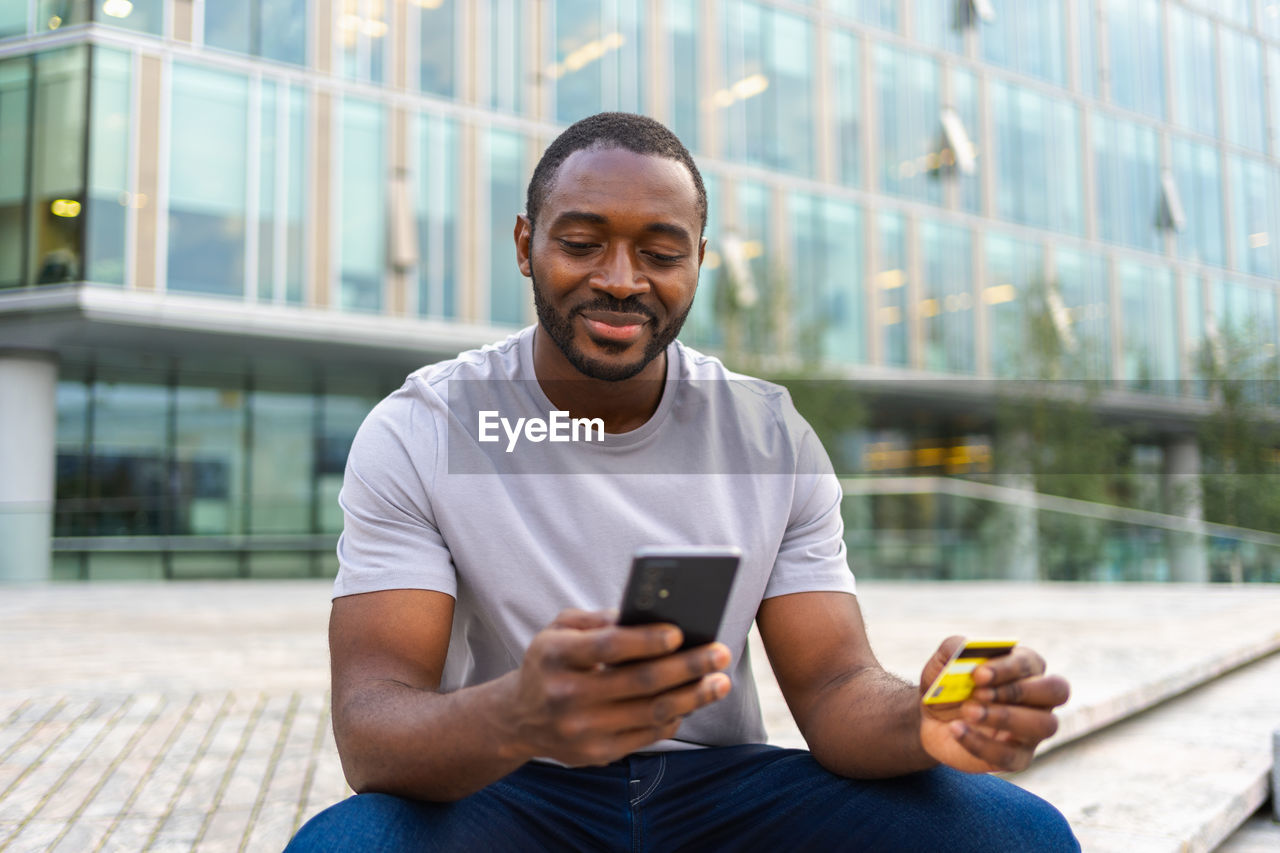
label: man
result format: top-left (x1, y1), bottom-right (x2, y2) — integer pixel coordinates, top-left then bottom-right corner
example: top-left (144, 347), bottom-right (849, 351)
top-left (287, 113), bottom-right (1077, 851)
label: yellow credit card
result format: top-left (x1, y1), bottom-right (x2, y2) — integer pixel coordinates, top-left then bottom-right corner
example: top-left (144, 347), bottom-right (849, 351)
top-left (922, 640), bottom-right (1018, 705)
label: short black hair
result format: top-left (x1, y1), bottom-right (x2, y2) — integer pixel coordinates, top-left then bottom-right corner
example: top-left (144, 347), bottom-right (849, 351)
top-left (526, 112), bottom-right (708, 236)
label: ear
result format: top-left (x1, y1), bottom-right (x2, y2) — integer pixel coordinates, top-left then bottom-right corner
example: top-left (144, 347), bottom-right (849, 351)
top-left (515, 214), bottom-right (533, 278)
top-left (697, 236), bottom-right (707, 268)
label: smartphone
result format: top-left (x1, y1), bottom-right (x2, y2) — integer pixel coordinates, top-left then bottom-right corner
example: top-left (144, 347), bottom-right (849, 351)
top-left (922, 639), bottom-right (1019, 705)
top-left (617, 546), bottom-right (742, 651)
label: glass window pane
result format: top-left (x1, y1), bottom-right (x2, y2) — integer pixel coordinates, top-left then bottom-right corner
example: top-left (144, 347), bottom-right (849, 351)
top-left (318, 392), bottom-right (378, 534)
top-left (1119, 261), bottom-right (1177, 388)
top-left (257, 83), bottom-right (308, 305)
top-left (55, 379), bottom-right (89, 537)
top-left (205, 0), bottom-right (252, 54)
top-left (1106, 0), bottom-right (1164, 118)
top-left (829, 0), bottom-right (897, 32)
top-left (89, 378), bottom-right (168, 536)
top-left (1266, 1), bottom-right (1280, 39)
top-left (1172, 137), bottom-right (1225, 267)
top-left (950, 67), bottom-right (981, 214)
top-left (790, 193), bottom-right (864, 365)
top-left (920, 220), bottom-right (973, 374)
top-left (488, 0), bottom-right (524, 113)
top-left (875, 45), bottom-right (941, 204)
top-left (338, 97), bottom-right (385, 312)
top-left (830, 29), bottom-right (860, 188)
top-left (174, 382), bottom-right (246, 536)
top-left (992, 81), bottom-right (1081, 234)
top-left (31, 47), bottom-right (87, 287)
top-left (0, 3), bottom-right (28, 37)
top-left (168, 63), bottom-right (248, 296)
top-left (488, 128), bottom-right (525, 326)
top-left (1168, 6), bottom-right (1217, 138)
top-left (984, 232), bottom-right (1043, 378)
top-left (1092, 113), bottom-right (1160, 251)
top-left (337, 0), bottom-right (387, 84)
top-left (418, 0), bottom-right (455, 96)
top-left (915, 0), bottom-right (966, 54)
top-left (552, 0), bottom-right (644, 123)
top-left (260, 0), bottom-right (307, 66)
top-left (250, 389), bottom-right (314, 534)
top-left (95, 0), bottom-right (162, 34)
top-left (667, 0), bottom-right (699, 151)
top-left (1053, 248), bottom-right (1110, 379)
top-left (1077, 0), bottom-right (1098, 97)
top-left (876, 211), bottom-right (907, 367)
top-left (720, 0), bottom-right (814, 176)
top-left (0, 56), bottom-right (31, 289)
top-left (416, 113), bottom-right (459, 319)
top-left (1271, 47), bottom-right (1280, 158)
top-left (39, 1), bottom-right (90, 31)
top-left (1220, 29), bottom-right (1265, 153)
top-left (1227, 155), bottom-right (1279, 279)
top-left (682, 169), bottom-right (719, 348)
top-left (87, 47), bottom-right (130, 286)
top-left (981, 0), bottom-right (1066, 86)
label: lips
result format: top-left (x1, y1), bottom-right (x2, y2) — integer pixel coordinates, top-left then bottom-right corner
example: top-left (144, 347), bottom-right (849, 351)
top-left (578, 310), bottom-right (651, 344)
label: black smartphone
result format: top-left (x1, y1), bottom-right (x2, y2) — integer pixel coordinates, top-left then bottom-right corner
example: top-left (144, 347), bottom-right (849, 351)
top-left (617, 546), bottom-right (742, 651)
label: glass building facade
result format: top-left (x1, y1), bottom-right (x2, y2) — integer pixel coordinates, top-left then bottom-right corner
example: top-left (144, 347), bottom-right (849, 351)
top-left (2, 0), bottom-right (1279, 580)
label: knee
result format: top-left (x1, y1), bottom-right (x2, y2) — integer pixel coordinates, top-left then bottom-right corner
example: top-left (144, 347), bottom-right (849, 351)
top-left (935, 771), bottom-right (1080, 853)
top-left (285, 793), bottom-right (434, 853)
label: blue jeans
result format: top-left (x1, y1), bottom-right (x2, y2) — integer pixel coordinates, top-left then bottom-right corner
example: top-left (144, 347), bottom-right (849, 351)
top-left (286, 744), bottom-right (1079, 852)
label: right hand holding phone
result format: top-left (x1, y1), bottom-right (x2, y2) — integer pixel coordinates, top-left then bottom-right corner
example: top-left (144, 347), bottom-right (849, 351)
top-left (501, 608), bottom-right (733, 767)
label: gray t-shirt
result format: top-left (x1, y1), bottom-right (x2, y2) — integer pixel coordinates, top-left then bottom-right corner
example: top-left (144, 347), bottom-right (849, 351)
top-left (334, 326), bottom-right (856, 749)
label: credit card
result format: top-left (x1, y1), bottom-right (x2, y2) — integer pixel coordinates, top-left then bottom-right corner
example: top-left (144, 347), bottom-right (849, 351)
top-left (922, 640), bottom-right (1018, 705)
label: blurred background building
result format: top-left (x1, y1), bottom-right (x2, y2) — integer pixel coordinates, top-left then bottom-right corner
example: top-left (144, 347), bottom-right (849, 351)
top-left (1, 0), bottom-right (1278, 584)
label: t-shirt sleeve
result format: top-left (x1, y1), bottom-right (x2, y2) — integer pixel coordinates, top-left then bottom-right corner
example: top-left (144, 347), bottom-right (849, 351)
top-left (332, 384), bottom-right (458, 600)
top-left (762, 401), bottom-right (856, 600)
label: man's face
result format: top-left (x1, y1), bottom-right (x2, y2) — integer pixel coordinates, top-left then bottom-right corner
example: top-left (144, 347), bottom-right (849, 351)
top-left (516, 147), bottom-right (705, 382)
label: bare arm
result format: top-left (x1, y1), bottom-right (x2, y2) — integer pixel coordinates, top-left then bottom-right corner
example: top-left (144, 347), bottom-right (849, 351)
top-left (330, 590), bottom-right (732, 802)
top-left (757, 591), bottom-right (1070, 779)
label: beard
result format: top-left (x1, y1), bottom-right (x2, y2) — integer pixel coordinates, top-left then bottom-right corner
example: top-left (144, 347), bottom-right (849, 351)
top-left (530, 265), bottom-right (693, 383)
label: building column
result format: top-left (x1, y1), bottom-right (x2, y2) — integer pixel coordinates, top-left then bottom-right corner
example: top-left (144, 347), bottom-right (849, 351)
top-left (0, 351), bottom-right (58, 583)
top-left (1164, 434), bottom-right (1208, 582)
top-left (996, 430), bottom-right (1039, 581)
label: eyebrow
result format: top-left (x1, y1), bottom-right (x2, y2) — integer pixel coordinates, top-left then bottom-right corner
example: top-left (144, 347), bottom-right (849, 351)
top-left (549, 210), bottom-right (692, 245)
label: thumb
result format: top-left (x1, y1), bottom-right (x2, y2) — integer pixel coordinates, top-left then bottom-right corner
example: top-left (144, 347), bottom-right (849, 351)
top-left (920, 635), bottom-right (966, 694)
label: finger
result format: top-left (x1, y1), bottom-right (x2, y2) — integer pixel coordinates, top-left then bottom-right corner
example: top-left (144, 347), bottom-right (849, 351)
top-left (547, 624), bottom-right (683, 670)
top-left (948, 721), bottom-right (1034, 772)
top-left (970, 674), bottom-right (1070, 709)
top-left (551, 609), bottom-right (619, 631)
top-left (961, 701), bottom-right (1059, 743)
top-left (972, 647), bottom-right (1045, 686)
top-left (597, 673), bottom-right (732, 733)
top-left (594, 643), bottom-right (733, 700)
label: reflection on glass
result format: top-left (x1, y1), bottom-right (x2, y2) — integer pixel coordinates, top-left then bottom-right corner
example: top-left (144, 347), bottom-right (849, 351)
top-left (552, 0), bottom-right (644, 123)
top-left (1054, 248), bottom-right (1110, 380)
top-left (1077, 0), bottom-right (1098, 97)
top-left (339, 97), bottom-right (385, 312)
top-left (250, 389), bottom-right (314, 534)
top-left (876, 211), bottom-right (907, 368)
top-left (950, 67), bottom-right (981, 213)
top-left (790, 193), bottom-right (863, 366)
top-left (1092, 114), bottom-right (1160, 252)
top-left (0, 57), bottom-right (31, 288)
top-left (206, 0), bottom-right (307, 66)
top-left (830, 29), bottom-right (860, 188)
top-left (1168, 5), bottom-right (1216, 139)
top-left (720, 0), bottom-right (814, 176)
top-left (920, 220), bottom-right (973, 374)
top-left (38, 1), bottom-right (90, 31)
top-left (257, 83), bottom-right (308, 305)
top-left (1226, 155), bottom-right (1279, 279)
top-left (169, 63), bottom-right (248, 296)
top-left (31, 47), bottom-right (87, 287)
top-left (1219, 29), bottom-right (1265, 153)
top-left (0, 3), bottom-right (27, 37)
top-left (55, 380), bottom-right (89, 537)
top-left (415, 113), bottom-right (458, 319)
top-left (95, 0), bottom-right (162, 35)
top-left (319, 393), bottom-right (378, 534)
top-left (1172, 137), bottom-right (1224, 267)
top-left (666, 0), bottom-right (698, 151)
top-left (1119, 261), bottom-right (1176, 388)
top-left (488, 128), bottom-right (525, 326)
top-left (991, 81), bottom-right (1081, 234)
top-left (488, 0), bottom-right (523, 113)
top-left (87, 47), bottom-right (130, 286)
top-left (985, 232), bottom-right (1043, 378)
top-left (418, 0), bottom-right (455, 96)
top-left (174, 384), bottom-right (246, 536)
top-left (829, 0), bottom-right (897, 32)
top-left (1272, 46), bottom-right (1280, 157)
top-left (1106, 0), bottom-right (1164, 118)
top-left (876, 46), bottom-right (940, 205)
top-left (1209, 280), bottom-right (1277, 380)
top-left (337, 0), bottom-right (387, 84)
top-left (90, 379), bottom-right (168, 536)
top-left (915, 0), bottom-right (965, 53)
top-left (981, 0), bottom-right (1065, 85)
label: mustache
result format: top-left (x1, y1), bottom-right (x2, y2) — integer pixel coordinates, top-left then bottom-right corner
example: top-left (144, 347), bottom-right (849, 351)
top-left (571, 296), bottom-right (657, 321)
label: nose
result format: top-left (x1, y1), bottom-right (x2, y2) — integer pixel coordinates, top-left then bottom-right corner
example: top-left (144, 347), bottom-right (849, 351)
top-left (591, 245), bottom-right (649, 300)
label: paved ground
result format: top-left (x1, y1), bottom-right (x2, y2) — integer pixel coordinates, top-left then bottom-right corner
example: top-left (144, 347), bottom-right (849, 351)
top-left (0, 580), bottom-right (1278, 851)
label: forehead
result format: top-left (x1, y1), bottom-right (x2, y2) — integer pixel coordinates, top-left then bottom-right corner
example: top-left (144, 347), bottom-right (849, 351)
top-left (542, 147), bottom-right (700, 228)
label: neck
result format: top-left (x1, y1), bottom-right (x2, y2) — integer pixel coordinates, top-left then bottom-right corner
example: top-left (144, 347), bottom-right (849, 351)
top-left (531, 326), bottom-right (668, 434)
